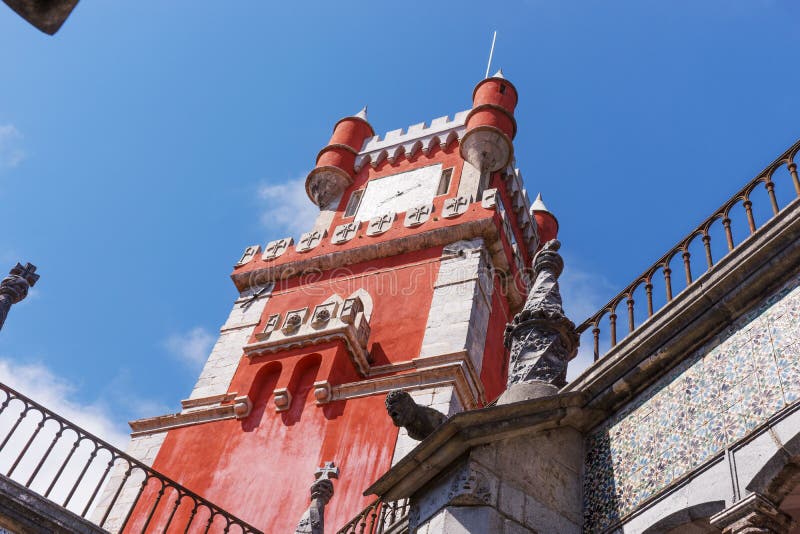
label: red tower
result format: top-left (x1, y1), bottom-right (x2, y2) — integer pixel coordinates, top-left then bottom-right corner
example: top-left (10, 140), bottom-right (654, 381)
top-left (98, 73), bottom-right (551, 532)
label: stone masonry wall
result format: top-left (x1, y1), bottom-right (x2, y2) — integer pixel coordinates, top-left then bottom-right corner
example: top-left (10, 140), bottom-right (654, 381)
top-left (583, 270), bottom-right (800, 532)
top-left (188, 287), bottom-right (271, 400)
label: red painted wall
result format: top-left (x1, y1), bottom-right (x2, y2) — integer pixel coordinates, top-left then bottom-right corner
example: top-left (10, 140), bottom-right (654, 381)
top-left (131, 129), bottom-right (535, 532)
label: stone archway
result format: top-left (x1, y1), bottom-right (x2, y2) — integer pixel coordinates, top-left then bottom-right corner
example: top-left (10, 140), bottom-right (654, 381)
top-left (642, 501), bottom-right (725, 534)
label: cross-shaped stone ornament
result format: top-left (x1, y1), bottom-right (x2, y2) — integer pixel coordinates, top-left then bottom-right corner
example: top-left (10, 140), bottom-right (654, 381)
top-left (297, 231), bottom-right (326, 253)
top-left (331, 222), bottom-right (359, 245)
top-left (235, 245), bottom-right (260, 267)
top-left (263, 238), bottom-right (293, 260)
top-left (314, 461), bottom-right (339, 481)
top-left (404, 204), bottom-right (432, 227)
top-left (10, 263), bottom-right (39, 286)
top-left (443, 196), bottom-right (469, 218)
top-left (367, 213), bottom-right (394, 236)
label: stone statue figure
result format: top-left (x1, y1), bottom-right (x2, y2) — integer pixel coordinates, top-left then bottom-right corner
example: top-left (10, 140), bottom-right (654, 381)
top-left (385, 390), bottom-right (446, 441)
top-left (0, 263), bottom-right (39, 332)
top-left (501, 240), bottom-right (579, 401)
top-left (295, 462), bottom-right (338, 534)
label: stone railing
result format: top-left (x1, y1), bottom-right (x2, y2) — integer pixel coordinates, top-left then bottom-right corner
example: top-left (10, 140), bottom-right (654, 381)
top-left (0, 382), bottom-right (262, 533)
top-left (578, 139), bottom-right (800, 360)
top-left (336, 497), bottom-right (410, 534)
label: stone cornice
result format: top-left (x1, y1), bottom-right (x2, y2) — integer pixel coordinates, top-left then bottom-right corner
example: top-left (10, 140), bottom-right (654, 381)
top-left (129, 395), bottom-right (251, 437)
top-left (364, 390), bottom-right (586, 501)
top-left (231, 215), bottom-right (527, 311)
top-left (564, 197), bottom-right (800, 425)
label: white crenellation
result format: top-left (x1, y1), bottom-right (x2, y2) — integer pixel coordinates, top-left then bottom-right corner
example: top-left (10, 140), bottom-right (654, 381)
top-left (355, 111), bottom-right (469, 171)
top-left (188, 284), bottom-right (273, 401)
top-left (90, 431), bottom-right (167, 533)
top-left (419, 239), bottom-right (495, 374)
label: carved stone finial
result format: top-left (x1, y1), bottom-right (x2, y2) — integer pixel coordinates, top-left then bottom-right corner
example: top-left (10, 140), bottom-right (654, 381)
top-left (0, 262), bottom-right (39, 332)
top-left (501, 240), bottom-right (578, 400)
top-left (385, 390), bottom-right (446, 441)
top-left (295, 462), bottom-right (339, 534)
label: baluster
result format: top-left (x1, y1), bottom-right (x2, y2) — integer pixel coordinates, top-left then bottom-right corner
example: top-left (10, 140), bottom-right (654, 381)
top-left (702, 234), bottom-right (713, 268)
top-left (119, 475), bottom-right (149, 532)
top-left (223, 518), bottom-right (232, 534)
top-left (592, 326), bottom-right (600, 361)
top-left (765, 179), bottom-right (779, 215)
top-left (626, 297), bottom-right (635, 333)
top-left (27, 427), bottom-right (63, 487)
top-left (663, 266), bottom-right (673, 302)
top-left (0, 407), bottom-right (30, 452)
top-left (789, 162), bottom-right (800, 196)
top-left (142, 480), bottom-right (167, 532)
top-left (645, 283), bottom-right (654, 317)
top-left (203, 511), bottom-right (215, 534)
top-left (743, 199), bottom-right (756, 234)
top-left (8, 416), bottom-right (45, 477)
top-left (682, 251), bottom-right (692, 285)
top-left (63, 447), bottom-right (98, 507)
top-left (722, 218), bottom-right (734, 250)
top-left (609, 312), bottom-right (617, 347)
top-left (45, 436), bottom-right (80, 498)
top-left (182, 502), bottom-right (200, 534)
top-left (358, 511), bottom-right (368, 534)
top-left (367, 506), bottom-right (378, 534)
top-left (99, 464), bottom-right (133, 528)
top-left (0, 395), bottom-right (12, 417)
top-left (82, 455), bottom-right (116, 517)
top-left (162, 490), bottom-right (183, 533)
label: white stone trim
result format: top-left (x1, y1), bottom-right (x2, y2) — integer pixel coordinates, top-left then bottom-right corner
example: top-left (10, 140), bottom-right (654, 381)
top-left (188, 287), bottom-right (272, 401)
top-left (419, 239), bottom-right (495, 375)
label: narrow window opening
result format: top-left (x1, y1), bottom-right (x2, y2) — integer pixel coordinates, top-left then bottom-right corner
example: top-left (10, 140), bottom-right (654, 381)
top-left (344, 190), bottom-right (364, 218)
top-left (500, 84), bottom-right (507, 94)
top-left (436, 168), bottom-right (453, 196)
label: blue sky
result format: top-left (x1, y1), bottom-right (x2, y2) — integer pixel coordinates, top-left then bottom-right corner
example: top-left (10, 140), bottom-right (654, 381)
top-left (1, 1), bottom-right (799, 441)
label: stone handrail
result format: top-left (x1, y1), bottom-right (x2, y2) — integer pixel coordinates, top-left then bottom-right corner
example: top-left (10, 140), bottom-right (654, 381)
top-left (578, 139), bottom-right (800, 360)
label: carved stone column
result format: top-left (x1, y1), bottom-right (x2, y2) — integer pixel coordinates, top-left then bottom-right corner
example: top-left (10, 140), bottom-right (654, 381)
top-left (710, 494), bottom-right (795, 534)
top-left (0, 263), bottom-right (39, 332)
top-left (500, 240), bottom-right (578, 403)
top-left (295, 462), bottom-right (339, 534)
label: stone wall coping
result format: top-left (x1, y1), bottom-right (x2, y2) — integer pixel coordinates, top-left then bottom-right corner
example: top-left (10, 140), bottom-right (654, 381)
top-left (564, 197), bottom-right (800, 422)
top-left (364, 390), bottom-right (586, 501)
top-left (0, 474), bottom-right (107, 534)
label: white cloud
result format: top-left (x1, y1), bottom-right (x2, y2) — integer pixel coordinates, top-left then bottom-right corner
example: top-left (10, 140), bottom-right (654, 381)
top-left (164, 326), bottom-right (215, 367)
top-left (0, 124), bottom-right (25, 169)
top-left (258, 176), bottom-right (319, 236)
top-left (0, 358), bottom-right (129, 517)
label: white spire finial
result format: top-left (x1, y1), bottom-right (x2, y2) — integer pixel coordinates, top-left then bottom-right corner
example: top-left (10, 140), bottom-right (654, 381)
top-left (354, 106), bottom-right (368, 120)
top-left (531, 193), bottom-right (550, 212)
top-left (493, 68), bottom-right (505, 79)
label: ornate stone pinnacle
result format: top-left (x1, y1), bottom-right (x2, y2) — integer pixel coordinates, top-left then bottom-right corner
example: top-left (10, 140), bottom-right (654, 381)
top-left (296, 462), bottom-right (338, 534)
top-left (0, 262), bottom-right (39, 332)
top-left (503, 240), bottom-right (578, 390)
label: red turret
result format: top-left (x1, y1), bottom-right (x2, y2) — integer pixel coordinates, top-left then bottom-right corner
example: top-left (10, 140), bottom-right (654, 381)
top-left (306, 107), bottom-right (375, 207)
top-left (460, 69), bottom-right (518, 172)
top-left (531, 193), bottom-right (559, 247)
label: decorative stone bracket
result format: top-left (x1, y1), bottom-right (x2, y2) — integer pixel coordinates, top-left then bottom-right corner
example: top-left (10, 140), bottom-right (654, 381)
top-left (245, 297), bottom-right (372, 376)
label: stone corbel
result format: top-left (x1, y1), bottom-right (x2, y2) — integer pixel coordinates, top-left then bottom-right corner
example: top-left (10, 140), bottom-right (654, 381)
top-left (274, 388), bottom-right (292, 412)
top-left (313, 381), bottom-right (332, 405)
top-left (710, 493), bottom-right (795, 533)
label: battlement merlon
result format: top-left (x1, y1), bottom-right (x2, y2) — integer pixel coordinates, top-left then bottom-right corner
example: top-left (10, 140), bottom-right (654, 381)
top-left (354, 110), bottom-right (469, 171)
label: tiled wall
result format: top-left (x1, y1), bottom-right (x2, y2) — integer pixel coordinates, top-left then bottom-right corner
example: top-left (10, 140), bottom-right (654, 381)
top-left (583, 271), bottom-right (800, 532)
